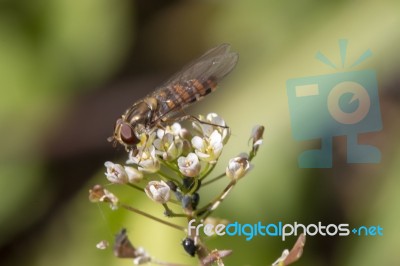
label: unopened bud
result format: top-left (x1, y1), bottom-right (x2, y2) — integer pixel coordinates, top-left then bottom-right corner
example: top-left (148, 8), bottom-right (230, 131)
top-left (144, 181), bottom-right (171, 204)
top-left (226, 156), bottom-right (251, 181)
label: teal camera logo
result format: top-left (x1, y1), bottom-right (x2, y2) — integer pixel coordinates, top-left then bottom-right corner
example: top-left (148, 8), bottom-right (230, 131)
top-left (287, 40), bottom-right (382, 168)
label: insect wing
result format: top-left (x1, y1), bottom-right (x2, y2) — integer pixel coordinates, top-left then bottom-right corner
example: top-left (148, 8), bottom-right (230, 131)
top-left (153, 44), bottom-right (238, 97)
top-left (149, 44), bottom-right (238, 120)
top-left (165, 43), bottom-right (238, 85)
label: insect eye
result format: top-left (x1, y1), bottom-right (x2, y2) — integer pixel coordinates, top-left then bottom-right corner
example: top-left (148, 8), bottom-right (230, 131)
top-left (120, 123), bottom-right (140, 145)
top-left (182, 237), bottom-right (197, 257)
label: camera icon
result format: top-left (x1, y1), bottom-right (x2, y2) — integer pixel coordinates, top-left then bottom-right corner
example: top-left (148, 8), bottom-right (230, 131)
top-left (287, 70), bottom-right (382, 168)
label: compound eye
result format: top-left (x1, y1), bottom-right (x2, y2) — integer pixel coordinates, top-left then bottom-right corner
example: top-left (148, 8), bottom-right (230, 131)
top-left (120, 123), bottom-right (140, 145)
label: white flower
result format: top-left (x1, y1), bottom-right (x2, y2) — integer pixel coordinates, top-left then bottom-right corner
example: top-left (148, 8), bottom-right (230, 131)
top-left (157, 122), bottom-right (183, 139)
top-left (193, 113), bottom-right (230, 144)
top-left (177, 153), bottom-right (201, 177)
top-left (104, 161), bottom-right (128, 184)
top-left (157, 123), bottom-right (192, 144)
top-left (191, 130), bottom-right (224, 164)
top-left (124, 166), bottom-right (143, 183)
top-left (153, 133), bottom-right (183, 161)
top-left (127, 146), bottom-right (160, 173)
top-left (226, 155), bottom-right (251, 181)
top-left (144, 180), bottom-right (171, 203)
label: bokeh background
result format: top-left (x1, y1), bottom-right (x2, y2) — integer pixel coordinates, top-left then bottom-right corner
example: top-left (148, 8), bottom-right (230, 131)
top-left (1, 0), bottom-right (399, 265)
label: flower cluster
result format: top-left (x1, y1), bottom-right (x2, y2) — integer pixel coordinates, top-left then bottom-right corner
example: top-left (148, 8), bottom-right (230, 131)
top-left (101, 114), bottom-right (261, 207)
top-left (90, 114), bottom-right (279, 265)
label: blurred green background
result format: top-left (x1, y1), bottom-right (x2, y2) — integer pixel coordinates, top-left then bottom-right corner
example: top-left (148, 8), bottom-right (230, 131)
top-left (1, 0), bottom-right (399, 265)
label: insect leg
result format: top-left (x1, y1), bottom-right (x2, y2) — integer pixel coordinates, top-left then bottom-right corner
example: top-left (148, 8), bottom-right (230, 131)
top-left (174, 114), bottom-right (229, 129)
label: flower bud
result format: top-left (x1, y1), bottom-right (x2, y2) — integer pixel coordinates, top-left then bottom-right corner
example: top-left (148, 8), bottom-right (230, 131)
top-left (165, 180), bottom-right (178, 192)
top-left (226, 156), bottom-right (251, 181)
top-left (124, 166), bottom-right (143, 183)
top-left (250, 125), bottom-right (265, 155)
top-left (179, 127), bottom-right (193, 141)
top-left (181, 193), bottom-right (199, 210)
top-left (144, 180), bottom-right (171, 203)
top-left (181, 139), bottom-right (192, 156)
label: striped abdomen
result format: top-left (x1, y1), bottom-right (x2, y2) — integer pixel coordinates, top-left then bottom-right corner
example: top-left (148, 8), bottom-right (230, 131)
top-left (153, 78), bottom-right (218, 119)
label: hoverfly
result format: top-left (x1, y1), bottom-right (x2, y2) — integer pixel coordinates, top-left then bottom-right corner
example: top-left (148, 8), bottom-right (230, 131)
top-left (108, 43), bottom-right (239, 151)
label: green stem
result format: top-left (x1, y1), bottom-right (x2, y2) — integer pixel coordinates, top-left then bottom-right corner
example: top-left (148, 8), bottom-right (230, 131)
top-left (168, 198), bottom-right (181, 205)
top-left (202, 172), bottom-right (226, 186)
top-left (126, 183), bottom-right (145, 193)
top-left (157, 170), bottom-right (181, 186)
top-left (161, 160), bottom-right (182, 176)
top-left (249, 150), bottom-right (256, 161)
top-left (120, 203), bottom-right (185, 231)
top-left (199, 163), bottom-right (210, 179)
top-left (199, 163), bottom-right (216, 181)
top-left (194, 180), bottom-right (236, 218)
top-left (162, 203), bottom-right (188, 218)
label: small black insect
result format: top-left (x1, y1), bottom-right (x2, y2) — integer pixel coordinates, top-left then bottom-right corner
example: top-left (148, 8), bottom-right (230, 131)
top-left (182, 237), bottom-right (197, 257)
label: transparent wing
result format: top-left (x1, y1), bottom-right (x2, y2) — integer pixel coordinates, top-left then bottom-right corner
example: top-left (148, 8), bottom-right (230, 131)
top-left (159, 43), bottom-right (239, 88)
